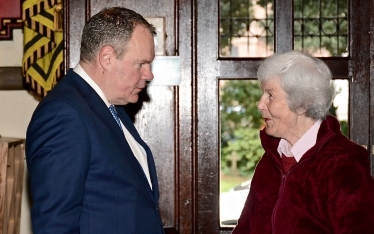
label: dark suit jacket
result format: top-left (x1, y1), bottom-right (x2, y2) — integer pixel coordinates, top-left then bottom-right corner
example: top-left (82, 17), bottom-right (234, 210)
top-left (26, 69), bottom-right (165, 234)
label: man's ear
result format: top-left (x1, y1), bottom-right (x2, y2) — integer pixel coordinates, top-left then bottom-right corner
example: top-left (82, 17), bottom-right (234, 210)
top-left (98, 46), bottom-right (115, 70)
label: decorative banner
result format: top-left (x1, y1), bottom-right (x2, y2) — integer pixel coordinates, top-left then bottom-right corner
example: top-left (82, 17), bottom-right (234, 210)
top-left (0, 1), bottom-right (23, 40)
top-left (22, 0), bottom-right (63, 96)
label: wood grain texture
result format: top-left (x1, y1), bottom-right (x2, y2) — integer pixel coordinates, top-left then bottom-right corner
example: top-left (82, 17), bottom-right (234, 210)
top-left (196, 0), bottom-right (221, 232)
top-left (274, 0), bottom-right (293, 53)
top-left (349, 0), bottom-right (370, 150)
top-left (370, 0), bottom-right (374, 176)
top-left (60, 0), bottom-right (374, 232)
top-left (0, 137), bottom-right (25, 234)
top-left (176, 0), bottom-right (195, 233)
top-left (64, 0), bottom-right (87, 69)
top-left (131, 86), bottom-right (176, 228)
top-left (0, 67), bottom-right (24, 90)
top-left (64, 0), bottom-right (180, 230)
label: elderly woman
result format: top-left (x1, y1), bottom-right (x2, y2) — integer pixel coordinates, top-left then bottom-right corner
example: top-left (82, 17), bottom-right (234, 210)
top-left (232, 51), bottom-right (374, 233)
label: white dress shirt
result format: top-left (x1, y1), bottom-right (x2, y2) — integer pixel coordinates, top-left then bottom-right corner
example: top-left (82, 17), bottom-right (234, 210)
top-left (73, 64), bottom-right (152, 189)
top-left (277, 120), bottom-right (322, 162)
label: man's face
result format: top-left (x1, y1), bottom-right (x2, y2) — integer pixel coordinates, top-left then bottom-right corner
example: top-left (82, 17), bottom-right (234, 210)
top-left (106, 25), bottom-right (155, 105)
top-left (257, 77), bottom-right (299, 140)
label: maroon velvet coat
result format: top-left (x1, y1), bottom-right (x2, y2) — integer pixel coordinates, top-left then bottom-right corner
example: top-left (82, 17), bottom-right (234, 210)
top-left (232, 115), bottom-right (374, 234)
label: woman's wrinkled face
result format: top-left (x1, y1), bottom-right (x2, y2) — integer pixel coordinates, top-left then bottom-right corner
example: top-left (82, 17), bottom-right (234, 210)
top-left (257, 77), bottom-right (298, 139)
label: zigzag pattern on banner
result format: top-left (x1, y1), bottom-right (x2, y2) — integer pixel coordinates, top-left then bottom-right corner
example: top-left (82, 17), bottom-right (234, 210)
top-left (22, 0), bottom-right (63, 96)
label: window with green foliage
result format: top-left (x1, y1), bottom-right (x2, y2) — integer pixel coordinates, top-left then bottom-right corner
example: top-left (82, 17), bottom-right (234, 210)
top-left (219, 0), bottom-right (349, 227)
top-left (220, 79), bottom-right (348, 178)
top-left (219, 0), bottom-right (274, 57)
top-left (294, 0), bottom-right (348, 57)
top-left (220, 0), bottom-right (348, 57)
top-left (220, 80), bottom-right (264, 176)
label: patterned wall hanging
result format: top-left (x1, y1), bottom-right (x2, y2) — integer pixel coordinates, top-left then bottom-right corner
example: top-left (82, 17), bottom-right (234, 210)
top-left (22, 0), bottom-right (64, 96)
top-left (0, 1), bottom-right (23, 40)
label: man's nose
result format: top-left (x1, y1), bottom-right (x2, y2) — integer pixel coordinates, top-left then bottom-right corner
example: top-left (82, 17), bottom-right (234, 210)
top-left (144, 66), bottom-right (154, 81)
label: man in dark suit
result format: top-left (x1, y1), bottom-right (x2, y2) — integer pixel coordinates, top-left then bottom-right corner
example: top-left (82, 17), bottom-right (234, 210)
top-left (26, 7), bottom-right (165, 233)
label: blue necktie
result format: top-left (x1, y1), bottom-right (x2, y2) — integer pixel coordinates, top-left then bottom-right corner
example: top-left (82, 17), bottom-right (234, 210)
top-left (109, 105), bottom-right (123, 131)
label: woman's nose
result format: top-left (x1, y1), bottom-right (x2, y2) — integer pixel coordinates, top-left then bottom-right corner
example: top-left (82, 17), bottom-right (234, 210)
top-left (257, 95), bottom-right (266, 111)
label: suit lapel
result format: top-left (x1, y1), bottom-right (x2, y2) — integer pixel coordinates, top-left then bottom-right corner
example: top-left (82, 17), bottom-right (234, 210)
top-left (67, 70), bottom-right (157, 200)
top-left (116, 106), bottom-right (160, 201)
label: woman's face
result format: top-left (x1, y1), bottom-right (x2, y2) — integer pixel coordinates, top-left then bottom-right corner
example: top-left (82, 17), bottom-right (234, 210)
top-left (257, 77), bottom-right (299, 140)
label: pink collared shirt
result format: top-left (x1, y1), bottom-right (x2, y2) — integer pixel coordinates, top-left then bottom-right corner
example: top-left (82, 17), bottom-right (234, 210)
top-left (277, 120), bottom-right (322, 162)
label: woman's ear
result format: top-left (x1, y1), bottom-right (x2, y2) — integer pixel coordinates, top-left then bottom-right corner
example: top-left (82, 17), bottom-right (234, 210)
top-left (297, 108), bottom-right (306, 116)
top-left (98, 46), bottom-right (115, 70)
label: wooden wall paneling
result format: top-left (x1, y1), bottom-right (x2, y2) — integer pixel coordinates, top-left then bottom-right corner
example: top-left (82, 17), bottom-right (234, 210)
top-left (64, 0), bottom-right (180, 231)
top-left (89, 0), bottom-right (175, 56)
top-left (324, 59), bottom-right (349, 79)
top-left (219, 60), bottom-right (261, 79)
top-left (64, 0), bottom-right (87, 69)
top-left (349, 0), bottom-right (370, 153)
top-left (86, 0), bottom-right (178, 230)
top-left (0, 68), bottom-right (24, 90)
top-left (370, 0), bottom-right (374, 176)
top-left (195, 0), bottom-right (295, 232)
top-left (0, 140), bottom-right (7, 233)
top-left (0, 138), bottom-right (25, 234)
top-left (196, 0), bottom-right (224, 233)
top-left (177, 0), bottom-right (195, 233)
top-left (194, 0), bottom-right (296, 232)
top-left (274, 0), bottom-right (293, 53)
top-left (128, 85), bottom-right (175, 230)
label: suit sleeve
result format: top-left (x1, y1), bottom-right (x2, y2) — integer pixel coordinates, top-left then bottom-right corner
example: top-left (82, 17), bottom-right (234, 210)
top-left (26, 101), bottom-right (90, 234)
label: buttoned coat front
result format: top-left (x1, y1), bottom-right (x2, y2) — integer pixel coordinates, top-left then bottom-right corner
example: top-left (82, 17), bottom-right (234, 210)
top-left (26, 69), bottom-right (165, 234)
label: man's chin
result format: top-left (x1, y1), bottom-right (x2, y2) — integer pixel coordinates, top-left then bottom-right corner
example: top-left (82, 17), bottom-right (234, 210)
top-left (126, 96), bottom-right (139, 104)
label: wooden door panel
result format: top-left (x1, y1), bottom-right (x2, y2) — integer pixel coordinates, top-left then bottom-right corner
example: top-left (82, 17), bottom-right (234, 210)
top-left (64, 0), bottom-right (179, 230)
top-left (196, 0), bottom-right (372, 233)
top-left (64, 0), bottom-right (373, 233)
top-left (349, 0), bottom-right (371, 156)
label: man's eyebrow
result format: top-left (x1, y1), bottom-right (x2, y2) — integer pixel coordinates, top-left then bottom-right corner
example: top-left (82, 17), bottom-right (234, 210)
top-left (137, 59), bottom-right (152, 63)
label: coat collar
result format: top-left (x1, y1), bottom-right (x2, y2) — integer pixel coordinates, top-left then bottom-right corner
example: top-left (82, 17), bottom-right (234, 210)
top-left (261, 115), bottom-right (340, 165)
top-left (64, 69), bottom-right (159, 201)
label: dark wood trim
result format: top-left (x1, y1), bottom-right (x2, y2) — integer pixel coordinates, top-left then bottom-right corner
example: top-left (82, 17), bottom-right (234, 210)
top-left (370, 0), bottom-right (374, 176)
top-left (0, 67), bottom-right (25, 90)
top-left (63, 0), bottom-right (69, 74)
top-left (164, 227), bottom-right (178, 233)
top-left (196, 0), bottom-right (221, 232)
top-left (324, 59), bottom-right (349, 79)
top-left (349, 0), bottom-right (370, 149)
top-left (274, 0), bottom-right (293, 53)
top-left (177, 0), bottom-right (196, 232)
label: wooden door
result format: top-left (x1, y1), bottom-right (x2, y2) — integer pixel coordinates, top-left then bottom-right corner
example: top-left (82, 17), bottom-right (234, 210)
top-left (64, 0), bottom-right (373, 233)
top-left (64, 0), bottom-right (195, 233)
top-left (195, 0), bottom-right (373, 233)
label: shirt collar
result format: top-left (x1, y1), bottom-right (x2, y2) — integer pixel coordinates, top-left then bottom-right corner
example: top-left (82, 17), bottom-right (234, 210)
top-left (277, 120), bottom-right (322, 162)
top-left (73, 63), bottom-right (110, 107)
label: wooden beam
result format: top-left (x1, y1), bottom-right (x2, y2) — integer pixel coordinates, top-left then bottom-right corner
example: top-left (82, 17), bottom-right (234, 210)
top-left (0, 67), bottom-right (25, 90)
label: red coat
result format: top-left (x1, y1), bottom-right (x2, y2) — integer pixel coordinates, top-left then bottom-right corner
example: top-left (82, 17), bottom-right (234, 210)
top-left (233, 115), bottom-right (374, 234)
